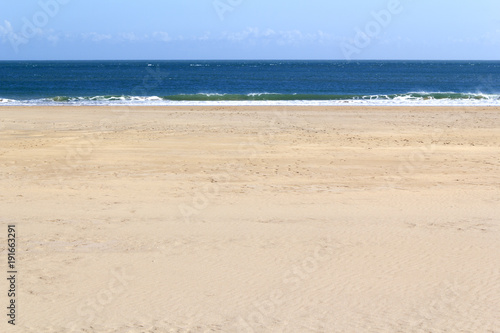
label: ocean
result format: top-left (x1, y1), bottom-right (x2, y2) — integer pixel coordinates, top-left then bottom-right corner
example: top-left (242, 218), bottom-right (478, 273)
top-left (1, 60), bottom-right (499, 106)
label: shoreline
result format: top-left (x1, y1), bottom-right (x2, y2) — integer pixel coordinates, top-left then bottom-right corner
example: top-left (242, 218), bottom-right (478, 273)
top-left (2, 101), bottom-right (500, 107)
top-left (1, 105), bottom-right (500, 110)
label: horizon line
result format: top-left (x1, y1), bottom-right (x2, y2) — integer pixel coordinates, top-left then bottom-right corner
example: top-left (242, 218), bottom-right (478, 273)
top-left (0, 59), bottom-right (499, 62)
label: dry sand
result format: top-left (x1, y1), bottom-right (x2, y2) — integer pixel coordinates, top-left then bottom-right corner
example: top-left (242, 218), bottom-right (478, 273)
top-left (0, 106), bottom-right (499, 332)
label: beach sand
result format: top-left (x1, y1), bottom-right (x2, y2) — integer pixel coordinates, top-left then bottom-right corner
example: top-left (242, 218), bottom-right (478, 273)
top-left (0, 106), bottom-right (499, 332)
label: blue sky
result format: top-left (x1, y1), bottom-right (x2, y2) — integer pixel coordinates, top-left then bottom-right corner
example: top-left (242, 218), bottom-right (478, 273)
top-left (0, 0), bottom-right (499, 60)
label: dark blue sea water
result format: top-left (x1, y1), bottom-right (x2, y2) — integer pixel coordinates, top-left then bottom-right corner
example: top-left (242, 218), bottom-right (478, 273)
top-left (1, 60), bottom-right (499, 105)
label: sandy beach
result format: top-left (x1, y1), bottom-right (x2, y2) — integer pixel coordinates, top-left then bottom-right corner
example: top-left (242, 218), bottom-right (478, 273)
top-left (0, 105), bottom-right (499, 332)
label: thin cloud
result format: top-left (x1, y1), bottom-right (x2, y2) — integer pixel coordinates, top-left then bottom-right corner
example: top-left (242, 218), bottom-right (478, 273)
top-left (0, 19), bottom-right (44, 40)
top-left (81, 32), bottom-right (112, 42)
top-left (152, 31), bottom-right (171, 42)
top-left (221, 27), bottom-right (338, 45)
top-left (119, 32), bottom-right (140, 42)
top-left (0, 25), bottom-right (338, 47)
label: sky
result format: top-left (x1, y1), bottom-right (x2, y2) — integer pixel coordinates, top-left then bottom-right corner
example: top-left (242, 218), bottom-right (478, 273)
top-left (0, 0), bottom-right (499, 60)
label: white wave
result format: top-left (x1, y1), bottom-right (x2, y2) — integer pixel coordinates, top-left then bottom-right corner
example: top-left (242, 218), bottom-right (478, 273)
top-left (247, 92), bottom-right (284, 96)
top-left (1, 94), bottom-right (499, 106)
top-left (194, 93), bottom-right (225, 96)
